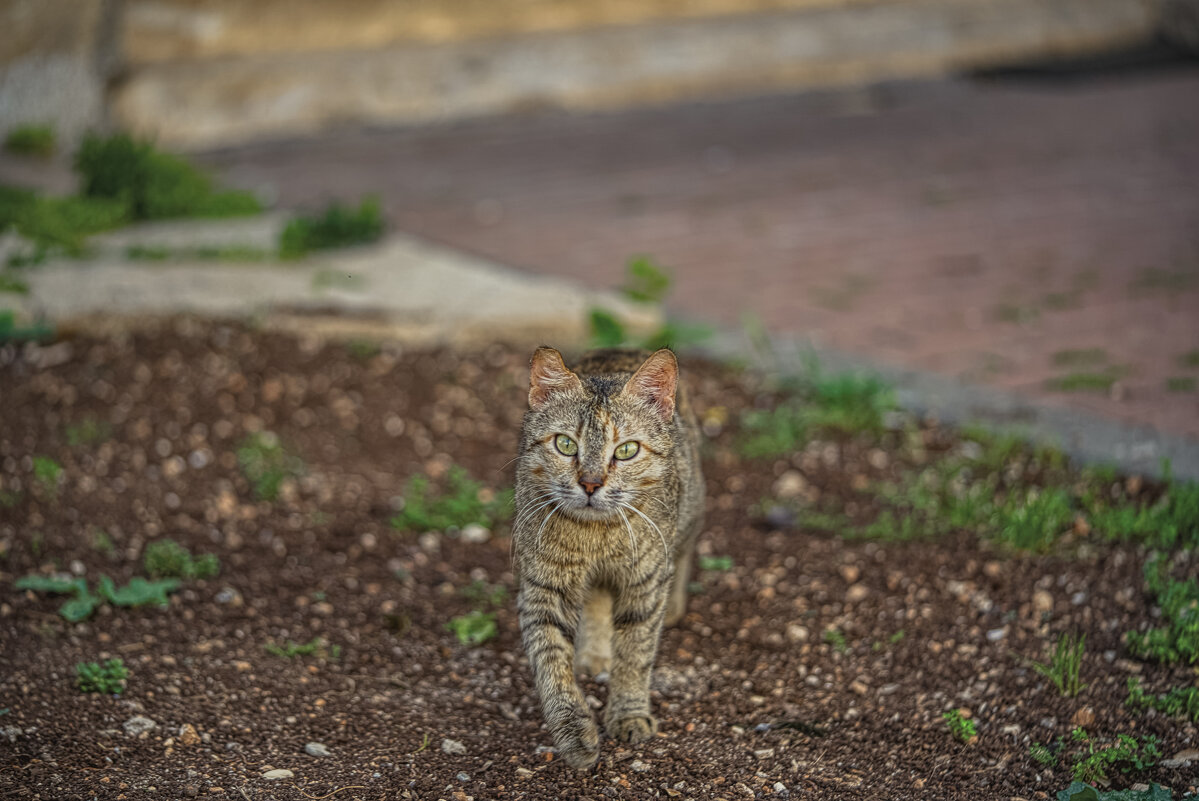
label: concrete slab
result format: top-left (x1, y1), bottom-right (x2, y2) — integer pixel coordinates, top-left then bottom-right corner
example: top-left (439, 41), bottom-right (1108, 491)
top-left (112, 0), bottom-right (1156, 149)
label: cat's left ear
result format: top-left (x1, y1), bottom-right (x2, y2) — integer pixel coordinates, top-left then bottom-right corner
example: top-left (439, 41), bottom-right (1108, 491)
top-left (529, 347), bottom-right (583, 410)
top-left (623, 349), bottom-right (678, 422)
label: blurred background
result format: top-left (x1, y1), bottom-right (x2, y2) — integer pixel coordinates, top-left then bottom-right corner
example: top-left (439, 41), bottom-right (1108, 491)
top-left (2, 0), bottom-right (1198, 442)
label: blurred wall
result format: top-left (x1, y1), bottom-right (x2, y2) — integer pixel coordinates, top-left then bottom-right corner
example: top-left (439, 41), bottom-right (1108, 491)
top-left (2, 0), bottom-right (1163, 151)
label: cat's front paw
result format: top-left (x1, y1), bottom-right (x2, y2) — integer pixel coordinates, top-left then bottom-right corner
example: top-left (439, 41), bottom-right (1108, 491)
top-left (556, 718), bottom-right (601, 771)
top-left (605, 714), bottom-right (658, 744)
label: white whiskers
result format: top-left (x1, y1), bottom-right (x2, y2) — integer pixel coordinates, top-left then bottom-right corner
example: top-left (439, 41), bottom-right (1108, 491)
top-left (618, 501), bottom-right (670, 565)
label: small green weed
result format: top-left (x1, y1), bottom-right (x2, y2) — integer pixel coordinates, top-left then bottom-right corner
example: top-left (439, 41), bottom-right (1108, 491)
top-left (1030, 740), bottom-right (1060, 766)
top-left (942, 709), bottom-right (977, 743)
top-left (0, 184), bottom-right (129, 259)
top-left (4, 125), bottom-right (56, 158)
top-left (446, 610), bottom-right (498, 645)
top-left (0, 272), bottom-right (28, 294)
top-left (391, 466), bottom-right (513, 533)
top-left (15, 573), bottom-right (179, 621)
top-left (1056, 780), bottom-right (1173, 800)
top-left (90, 529), bottom-right (114, 557)
top-left (236, 431), bottom-right (304, 501)
top-left (265, 636), bottom-right (340, 660)
top-left (1069, 729), bottom-right (1160, 786)
top-left (1126, 677), bottom-right (1199, 722)
top-left (0, 310), bottom-right (54, 343)
top-left (587, 256), bottom-right (712, 350)
top-left (993, 487), bottom-right (1075, 551)
top-left (460, 580), bottom-right (508, 607)
top-left (143, 539), bottom-right (219, 580)
top-left (1131, 265), bottom-right (1198, 293)
top-left (621, 255), bottom-right (672, 304)
top-left (1030, 632), bottom-right (1088, 697)
top-left (823, 628), bottom-right (848, 653)
top-left (76, 132), bottom-right (261, 221)
top-left (698, 555), bottom-right (734, 571)
top-left (75, 658), bottom-right (128, 694)
top-left (1179, 350), bottom-right (1199, 368)
top-left (1125, 554), bottom-right (1199, 664)
top-left (740, 364), bottom-right (895, 458)
top-left (1165, 376), bottom-right (1196, 393)
top-left (279, 196), bottom-right (383, 258)
top-left (65, 418), bottom-right (112, 447)
top-left (31, 456), bottom-right (62, 497)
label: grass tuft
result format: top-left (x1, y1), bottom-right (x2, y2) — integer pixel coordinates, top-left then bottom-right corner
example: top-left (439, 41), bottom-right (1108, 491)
top-left (1125, 554), bottom-right (1198, 665)
top-left (143, 539), bottom-right (219, 580)
top-left (942, 709), bottom-right (977, 744)
top-left (446, 610), bottom-right (498, 646)
top-left (236, 432), bottom-right (303, 501)
top-left (1030, 632), bottom-right (1088, 697)
top-left (279, 196), bottom-right (384, 258)
top-left (391, 466), bottom-right (512, 533)
top-left (4, 125), bottom-right (56, 158)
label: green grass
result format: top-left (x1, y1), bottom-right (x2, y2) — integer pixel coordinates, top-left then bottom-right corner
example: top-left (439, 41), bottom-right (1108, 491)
top-left (822, 628), bottom-right (848, 653)
top-left (1088, 479), bottom-right (1199, 549)
top-left (446, 610), bottom-right (498, 646)
top-left (75, 658), bottom-right (128, 694)
top-left (264, 636), bottom-right (340, 660)
top-left (76, 132), bottom-right (261, 221)
top-left (143, 539), bottom-right (219, 580)
top-left (1130, 265), bottom-right (1197, 293)
top-left (1030, 740), bottom-right (1060, 767)
top-left (0, 272), bottom-right (29, 294)
top-left (621, 255), bottom-right (672, 304)
top-left (65, 418), bottom-right (112, 447)
top-left (587, 256), bottom-right (713, 351)
top-left (1069, 729), bottom-right (1160, 786)
top-left (31, 456), bottom-right (62, 497)
top-left (739, 364), bottom-right (895, 458)
top-left (0, 310), bottom-right (54, 344)
top-left (279, 196), bottom-right (383, 258)
top-left (390, 466), bottom-right (513, 533)
top-left (1180, 350), bottom-right (1199, 368)
top-left (4, 125), bottom-right (56, 158)
top-left (126, 244), bottom-right (273, 262)
top-left (0, 184), bottom-right (129, 259)
top-left (460, 580), bottom-right (508, 607)
top-left (942, 709), bottom-right (977, 743)
top-left (1126, 677), bottom-right (1199, 723)
top-left (236, 431), bottom-right (304, 501)
top-left (90, 529), bottom-right (115, 557)
top-left (1165, 376), bottom-right (1196, 393)
top-left (1030, 632), bottom-right (1088, 697)
top-left (698, 555), bottom-right (734, 571)
top-left (1125, 554), bottom-right (1198, 665)
top-left (1045, 368), bottom-right (1128, 393)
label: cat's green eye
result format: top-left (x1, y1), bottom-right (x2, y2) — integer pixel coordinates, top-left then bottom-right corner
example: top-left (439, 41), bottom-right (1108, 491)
top-left (614, 441), bottom-right (640, 461)
top-left (554, 434), bottom-right (578, 457)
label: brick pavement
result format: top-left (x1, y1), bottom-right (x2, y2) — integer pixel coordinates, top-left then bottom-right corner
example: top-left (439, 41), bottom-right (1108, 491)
top-left (200, 69), bottom-right (1199, 439)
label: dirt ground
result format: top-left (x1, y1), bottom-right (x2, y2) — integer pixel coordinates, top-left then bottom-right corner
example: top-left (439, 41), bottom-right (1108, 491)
top-left (1, 320), bottom-right (1196, 800)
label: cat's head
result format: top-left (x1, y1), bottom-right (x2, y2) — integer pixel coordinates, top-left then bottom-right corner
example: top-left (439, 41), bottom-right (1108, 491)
top-left (520, 347), bottom-right (678, 522)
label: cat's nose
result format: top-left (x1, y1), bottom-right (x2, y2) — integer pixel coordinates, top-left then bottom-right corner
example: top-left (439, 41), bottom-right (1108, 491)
top-left (578, 475), bottom-right (604, 495)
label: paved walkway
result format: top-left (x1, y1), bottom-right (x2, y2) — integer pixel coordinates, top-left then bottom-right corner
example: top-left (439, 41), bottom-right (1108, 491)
top-left (200, 68), bottom-right (1199, 440)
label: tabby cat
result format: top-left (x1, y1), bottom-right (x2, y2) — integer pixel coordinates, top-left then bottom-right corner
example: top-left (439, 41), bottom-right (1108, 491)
top-left (512, 346), bottom-right (705, 770)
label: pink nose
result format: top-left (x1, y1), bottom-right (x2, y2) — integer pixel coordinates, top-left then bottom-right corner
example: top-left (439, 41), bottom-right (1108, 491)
top-left (579, 476), bottom-right (603, 495)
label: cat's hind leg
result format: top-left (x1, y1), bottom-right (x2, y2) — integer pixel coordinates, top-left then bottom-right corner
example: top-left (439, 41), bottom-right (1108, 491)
top-left (575, 587), bottom-right (613, 676)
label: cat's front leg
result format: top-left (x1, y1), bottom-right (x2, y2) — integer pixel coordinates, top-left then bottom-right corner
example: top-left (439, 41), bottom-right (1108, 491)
top-left (604, 574), bottom-right (669, 744)
top-left (517, 576), bottom-right (599, 770)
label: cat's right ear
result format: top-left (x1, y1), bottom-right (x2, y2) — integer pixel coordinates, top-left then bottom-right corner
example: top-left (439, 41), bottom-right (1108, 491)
top-left (529, 347), bottom-right (582, 410)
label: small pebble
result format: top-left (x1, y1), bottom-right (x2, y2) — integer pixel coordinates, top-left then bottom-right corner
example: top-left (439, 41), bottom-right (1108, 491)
top-left (986, 627), bottom-right (1007, 642)
top-left (630, 759), bottom-right (650, 773)
top-left (262, 769), bottom-right (293, 780)
top-left (123, 716), bottom-right (157, 736)
top-left (441, 738), bottom-right (467, 755)
top-left (456, 771), bottom-right (470, 781)
top-left (304, 742), bottom-right (331, 757)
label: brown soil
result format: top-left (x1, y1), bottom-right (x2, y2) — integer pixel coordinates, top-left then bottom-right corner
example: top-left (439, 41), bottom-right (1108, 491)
top-left (1, 320), bottom-right (1195, 801)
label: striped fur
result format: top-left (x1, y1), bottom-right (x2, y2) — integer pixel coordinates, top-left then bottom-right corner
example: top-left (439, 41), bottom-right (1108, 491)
top-left (513, 347), bottom-right (705, 770)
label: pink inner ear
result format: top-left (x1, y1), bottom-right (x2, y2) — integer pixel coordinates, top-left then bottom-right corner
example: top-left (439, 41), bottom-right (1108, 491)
top-left (529, 347), bottom-right (581, 409)
top-left (626, 350), bottom-right (678, 420)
